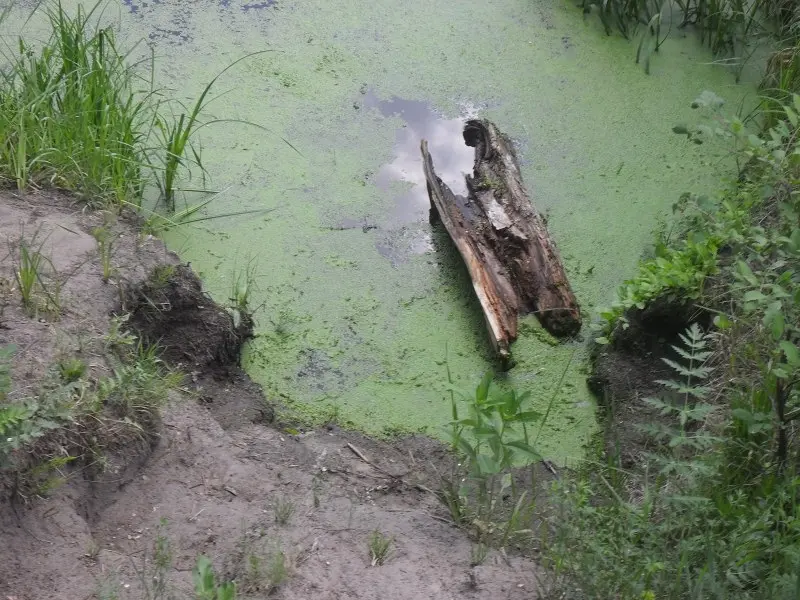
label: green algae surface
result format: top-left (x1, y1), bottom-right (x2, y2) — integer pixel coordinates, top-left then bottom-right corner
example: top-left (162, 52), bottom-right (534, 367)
top-left (11, 0), bottom-right (758, 461)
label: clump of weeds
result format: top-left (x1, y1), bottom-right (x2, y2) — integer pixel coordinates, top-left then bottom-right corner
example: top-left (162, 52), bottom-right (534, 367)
top-left (91, 223), bottom-right (116, 283)
top-left (368, 530), bottom-right (393, 566)
top-left (58, 356), bottom-right (87, 383)
top-left (11, 231), bottom-right (61, 319)
top-left (436, 355), bottom-right (557, 551)
top-left (227, 522), bottom-right (291, 594)
top-left (229, 256), bottom-right (258, 328)
top-left (273, 496), bottom-right (294, 526)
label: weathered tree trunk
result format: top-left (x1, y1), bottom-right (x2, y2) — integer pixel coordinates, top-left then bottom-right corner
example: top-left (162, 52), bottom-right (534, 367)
top-left (421, 119), bottom-right (581, 360)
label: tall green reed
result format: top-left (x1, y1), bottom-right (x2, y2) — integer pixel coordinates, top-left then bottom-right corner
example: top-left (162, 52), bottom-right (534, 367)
top-left (0, 2), bottom-right (151, 206)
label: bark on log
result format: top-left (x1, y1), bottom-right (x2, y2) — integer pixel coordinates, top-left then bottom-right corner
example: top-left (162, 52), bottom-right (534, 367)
top-left (421, 119), bottom-right (581, 360)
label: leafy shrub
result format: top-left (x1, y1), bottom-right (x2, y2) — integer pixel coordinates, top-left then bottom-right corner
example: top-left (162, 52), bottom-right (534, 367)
top-left (548, 324), bottom-right (800, 599)
top-left (438, 367), bottom-right (544, 547)
top-left (549, 94), bottom-right (800, 599)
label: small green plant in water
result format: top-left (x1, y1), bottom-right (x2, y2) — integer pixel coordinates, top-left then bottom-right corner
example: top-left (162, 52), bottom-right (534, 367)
top-left (439, 368), bottom-right (543, 545)
top-left (229, 257), bottom-right (257, 327)
top-left (153, 52), bottom-right (274, 211)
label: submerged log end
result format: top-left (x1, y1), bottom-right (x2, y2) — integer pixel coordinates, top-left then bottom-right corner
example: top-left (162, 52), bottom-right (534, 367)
top-left (540, 305), bottom-right (582, 338)
top-left (533, 276), bottom-right (582, 338)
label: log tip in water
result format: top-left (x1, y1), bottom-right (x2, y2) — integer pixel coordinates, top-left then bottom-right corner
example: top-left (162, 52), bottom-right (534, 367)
top-left (421, 121), bottom-right (581, 359)
top-left (542, 306), bottom-right (583, 338)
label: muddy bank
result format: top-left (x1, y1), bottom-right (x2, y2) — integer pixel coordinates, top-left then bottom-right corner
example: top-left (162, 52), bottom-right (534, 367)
top-left (0, 190), bottom-right (541, 599)
top-left (587, 297), bottom-right (712, 468)
top-left (121, 262), bottom-right (274, 429)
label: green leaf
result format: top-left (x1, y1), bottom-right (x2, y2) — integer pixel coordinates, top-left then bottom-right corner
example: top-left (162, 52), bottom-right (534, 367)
top-left (504, 440), bottom-right (543, 462)
top-left (476, 453), bottom-right (501, 475)
top-left (456, 437), bottom-right (476, 460)
top-left (217, 582), bottom-right (236, 600)
top-left (473, 426), bottom-right (500, 439)
top-left (713, 314), bottom-right (731, 330)
top-left (736, 261), bottom-right (759, 286)
top-left (763, 306), bottom-right (785, 340)
top-left (516, 391), bottom-right (532, 404)
top-left (790, 228), bottom-right (800, 252)
top-left (732, 408), bottom-right (754, 423)
top-left (771, 285), bottom-right (790, 299)
top-left (595, 336), bottom-right (610, 345)
top-left (779, 341), bottom-right (800, 366)
top-left (784, 107), bottom-right (798, 127)
top-left (475, 372), bottom-right (492, 404)
top-left (743, 290), bottom-right (767, 303)
top-left (193, 556), bottom-right (215, 597)
top-left (772, 312), bottom-right (785, 340)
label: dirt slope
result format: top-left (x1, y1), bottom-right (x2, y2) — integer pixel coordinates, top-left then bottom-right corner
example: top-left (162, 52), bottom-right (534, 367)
top-left (0, 191), bottom-right (540, 599)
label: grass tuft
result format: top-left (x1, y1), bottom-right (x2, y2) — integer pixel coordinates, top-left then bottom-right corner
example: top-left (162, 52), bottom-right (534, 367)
top-left (273, 496), bottom-right (294, 526)
top-left (0, 2), bottom-right (266, 215)
top-left (368, 530), bottom-right (393, 566)
top-left (0, 2), bottom-right (149, 205)
top-left (58, 356), bottom-right (87, 383)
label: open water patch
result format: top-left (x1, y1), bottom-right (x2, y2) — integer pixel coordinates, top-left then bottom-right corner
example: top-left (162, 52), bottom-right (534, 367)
top-left (363, 89), bottom-right (476, 225)
top-left (360, 89), bottom-right (482, 264)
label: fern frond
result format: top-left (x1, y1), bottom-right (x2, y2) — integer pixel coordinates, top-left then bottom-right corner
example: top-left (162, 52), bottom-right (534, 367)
top-left (660, 358), bottom-right (711, 380)
top-left (678, 323), bottom-right (708, 350)
top-left (672, 346), bottom-right (713, 362)
top-left (0, 404), bottom-right (32, 435)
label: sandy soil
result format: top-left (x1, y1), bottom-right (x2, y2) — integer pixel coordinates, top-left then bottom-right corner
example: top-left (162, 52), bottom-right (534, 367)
top-left (0, 190), bottom-right (541, 600)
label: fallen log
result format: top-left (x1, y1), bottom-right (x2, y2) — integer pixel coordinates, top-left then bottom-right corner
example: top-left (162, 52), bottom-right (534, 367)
top-left (421, 119), bottom-right (581, 360)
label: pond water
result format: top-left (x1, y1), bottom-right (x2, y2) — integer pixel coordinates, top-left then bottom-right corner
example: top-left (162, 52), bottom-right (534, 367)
top-left (12, 0), bottom-right (757, 461)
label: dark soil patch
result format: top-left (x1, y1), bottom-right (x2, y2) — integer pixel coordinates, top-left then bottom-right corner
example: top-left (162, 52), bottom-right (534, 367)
top-left (121, 263), bottom-right (275, 428)
top-left (587, 296), bottom-right (712, 469)
top-left (122, 264), bottom-right (253, 371)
